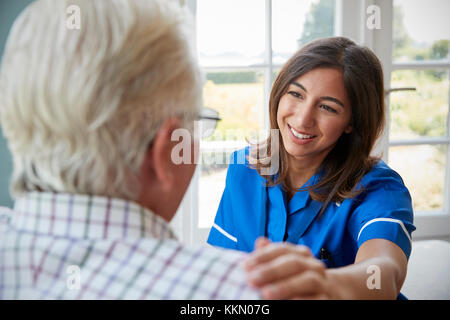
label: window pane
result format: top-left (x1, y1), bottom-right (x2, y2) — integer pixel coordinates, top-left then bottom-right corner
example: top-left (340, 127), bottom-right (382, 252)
top-left (199, 71), bottom-right (265, 228)
top-left (389, 70), bottom-right (449, 139)
top-left (272, 0), bottom-right (335, 65)
top-left (198, 151), bottom-right (228, 229)
top-left (197, 0), bottom-right (265, 67)
top-left (202, 71), bottom-right (265, 141)
top-left (388, 145), bottom-right (446, 212)
top-left (393, 0), bottom-right (450, 62)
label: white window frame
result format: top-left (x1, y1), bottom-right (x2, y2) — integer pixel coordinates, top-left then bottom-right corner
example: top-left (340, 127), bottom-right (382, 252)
top-left (173, 0), bottom-right (276, 244)
top-left (337, 0), bottom-right (450, 241)
top-left (172, 0), bottom-right (450, 244)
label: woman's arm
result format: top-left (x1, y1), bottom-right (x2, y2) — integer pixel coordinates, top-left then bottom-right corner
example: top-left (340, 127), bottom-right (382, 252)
top-left (245, 237), bottom-right (408, 299)
top-left (326, 239), bottom-right (407, 299)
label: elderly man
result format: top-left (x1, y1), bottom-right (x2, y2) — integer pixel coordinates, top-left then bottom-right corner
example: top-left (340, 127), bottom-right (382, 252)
top-left (0, 0), bottom-right (259, 299)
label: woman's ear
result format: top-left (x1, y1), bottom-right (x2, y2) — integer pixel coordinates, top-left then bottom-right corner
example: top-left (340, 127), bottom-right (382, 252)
top-left (344, 125), bottom-right (353, 134)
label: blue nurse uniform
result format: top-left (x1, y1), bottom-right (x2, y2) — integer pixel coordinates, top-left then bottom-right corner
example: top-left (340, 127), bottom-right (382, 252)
top-left (207, 147), bottom-right (415, 287)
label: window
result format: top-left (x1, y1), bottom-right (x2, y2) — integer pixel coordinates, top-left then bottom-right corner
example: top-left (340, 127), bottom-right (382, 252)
top-left (172, 0), bottom-right (336, 244)
top-left (173, 0), bottom-right (450, 244)
top-left (387, 0), bottom-right (450, 238)
top-left (389, 69), bottom-right (449, 212)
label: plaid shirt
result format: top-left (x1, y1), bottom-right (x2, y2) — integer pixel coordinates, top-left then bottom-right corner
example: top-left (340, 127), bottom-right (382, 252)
top-left (0, 192), bottom-right (260, 300)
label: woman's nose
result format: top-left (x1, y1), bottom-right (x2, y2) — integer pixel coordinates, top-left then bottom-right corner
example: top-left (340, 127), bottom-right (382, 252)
top-left (294, 103), bottom-right (316, 129)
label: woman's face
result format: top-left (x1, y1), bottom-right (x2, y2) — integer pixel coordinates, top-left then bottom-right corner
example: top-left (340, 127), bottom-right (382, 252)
top-left (276, 67), bottom-right (353, 165)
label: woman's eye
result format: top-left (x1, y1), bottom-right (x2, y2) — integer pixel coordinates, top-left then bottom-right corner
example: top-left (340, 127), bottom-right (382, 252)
top-left (288, 91), bottom-right (303, 99)
top-left (321, 104), bottom-right (337, 113)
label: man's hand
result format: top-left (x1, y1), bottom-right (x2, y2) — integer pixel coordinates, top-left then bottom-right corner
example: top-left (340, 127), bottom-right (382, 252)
top-left (244, 237), bottom-right (330, 299)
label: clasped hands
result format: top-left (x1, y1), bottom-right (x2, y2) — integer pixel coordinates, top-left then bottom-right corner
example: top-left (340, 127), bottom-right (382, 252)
top-left (244, 237), bottom-right (333, 300)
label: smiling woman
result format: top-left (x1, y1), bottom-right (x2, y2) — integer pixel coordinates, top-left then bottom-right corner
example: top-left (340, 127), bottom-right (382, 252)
top-left (276, 68), bottom-right (353, 200)
top-left (251, 37), bottom-right (385, 213)
top-left (207, 37), bottom-right (415, 300)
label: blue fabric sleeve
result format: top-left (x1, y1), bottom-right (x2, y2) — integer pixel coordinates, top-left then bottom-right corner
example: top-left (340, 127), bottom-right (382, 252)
top-left (347, 167), bottom-right (416, 260)
top-left (206, 152), bottom-right (239, 250)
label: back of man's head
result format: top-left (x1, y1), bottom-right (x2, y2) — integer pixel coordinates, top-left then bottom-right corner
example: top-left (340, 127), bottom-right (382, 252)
top-left (0, 0), bottom-right (202, 201)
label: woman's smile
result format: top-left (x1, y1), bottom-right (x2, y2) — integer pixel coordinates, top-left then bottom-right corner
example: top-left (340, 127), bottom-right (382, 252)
top-left (287, 124), bottom-right (317, 145)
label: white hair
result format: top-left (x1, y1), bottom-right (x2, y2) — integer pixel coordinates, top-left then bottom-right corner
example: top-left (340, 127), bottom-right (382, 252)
top-left (0, 0), bottom-right (202, 200)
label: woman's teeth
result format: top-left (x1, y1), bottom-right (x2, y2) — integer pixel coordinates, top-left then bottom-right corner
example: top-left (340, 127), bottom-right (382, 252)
top-left (290, 126), bottom-right (316, 139)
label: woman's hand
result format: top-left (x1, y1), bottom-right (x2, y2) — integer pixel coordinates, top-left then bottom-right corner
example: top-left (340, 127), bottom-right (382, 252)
top-left (244, 237), bottom-right (408, 300)
top-left (244, 237), bottom-right (331, 299)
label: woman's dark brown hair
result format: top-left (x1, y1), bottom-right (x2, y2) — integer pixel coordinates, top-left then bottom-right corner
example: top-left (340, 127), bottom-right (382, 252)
top-left (250, 36), bottom-right (385, 216)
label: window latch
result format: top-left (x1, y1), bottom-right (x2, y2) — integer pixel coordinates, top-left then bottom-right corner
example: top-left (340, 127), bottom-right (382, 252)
top-left (384, 87), bottom-right (417, 96)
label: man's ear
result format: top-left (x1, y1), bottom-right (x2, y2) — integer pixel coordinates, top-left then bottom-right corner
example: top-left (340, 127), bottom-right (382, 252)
top-left (141, 117), bottom-right (183, 192)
